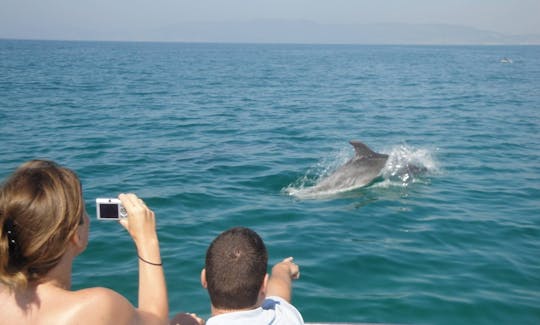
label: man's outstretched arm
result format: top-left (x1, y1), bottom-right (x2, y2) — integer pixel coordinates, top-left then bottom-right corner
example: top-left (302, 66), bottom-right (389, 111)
top-left (266, 257), bottom-right (300, 302)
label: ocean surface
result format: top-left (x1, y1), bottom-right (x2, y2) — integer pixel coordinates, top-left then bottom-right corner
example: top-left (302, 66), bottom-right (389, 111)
top-left (1, 40), bottom-right (539, 324)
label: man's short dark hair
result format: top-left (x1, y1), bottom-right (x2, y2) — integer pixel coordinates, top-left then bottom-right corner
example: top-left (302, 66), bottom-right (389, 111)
top-left (205, 227), bottom-right (268, 309)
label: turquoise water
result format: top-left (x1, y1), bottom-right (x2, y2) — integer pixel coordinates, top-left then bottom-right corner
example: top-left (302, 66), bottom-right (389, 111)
top-left (1, 40), bottom-right (539, 324)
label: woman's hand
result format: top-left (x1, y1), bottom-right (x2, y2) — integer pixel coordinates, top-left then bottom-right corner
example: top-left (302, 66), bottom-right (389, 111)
top-left (118, 193), bottom-right (157, 245)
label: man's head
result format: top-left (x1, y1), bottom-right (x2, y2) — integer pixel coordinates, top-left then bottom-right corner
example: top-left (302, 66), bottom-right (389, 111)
top-left (202, 227), bottom-right (268, 310)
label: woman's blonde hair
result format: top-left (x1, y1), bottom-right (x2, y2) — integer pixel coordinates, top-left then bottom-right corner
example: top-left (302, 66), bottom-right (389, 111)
top-left (0, 160), bottom-right (85, 290)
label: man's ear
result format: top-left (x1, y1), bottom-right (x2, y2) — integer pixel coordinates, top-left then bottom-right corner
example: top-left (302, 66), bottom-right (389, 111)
top-left (201, 268), bottom-right (208, 289)
top-left (260, 273), bottom-right (269, 295)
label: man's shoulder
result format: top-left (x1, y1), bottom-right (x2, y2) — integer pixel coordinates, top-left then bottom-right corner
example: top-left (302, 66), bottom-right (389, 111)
top-left (207, 298), bottom-right (304, 325)
top-left (263, 296), bottom-right (304, 324)
top-left (262, 296), bottom-right (298, 309)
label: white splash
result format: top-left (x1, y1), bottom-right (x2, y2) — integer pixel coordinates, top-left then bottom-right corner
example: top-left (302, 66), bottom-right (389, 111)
top-left (379, 144), bottom-right (438, 187)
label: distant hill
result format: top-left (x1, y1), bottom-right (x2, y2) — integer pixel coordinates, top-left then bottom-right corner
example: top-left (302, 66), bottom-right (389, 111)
top-left (147, 20), bottom-right (540, 45)
top-left (3, 20), bottom-right (540, 45)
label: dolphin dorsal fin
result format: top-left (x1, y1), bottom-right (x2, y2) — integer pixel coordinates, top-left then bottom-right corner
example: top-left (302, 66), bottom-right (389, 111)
top-left (350, 141), bottom-right (386, 159)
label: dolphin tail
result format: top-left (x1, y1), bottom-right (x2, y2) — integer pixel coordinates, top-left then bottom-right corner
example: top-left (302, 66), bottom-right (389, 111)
top-left (349, 140), bottom-right (388, 159)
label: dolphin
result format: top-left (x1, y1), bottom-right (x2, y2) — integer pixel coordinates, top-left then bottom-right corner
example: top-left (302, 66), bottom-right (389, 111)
top-left (302, 141), bottom-right (389, 194)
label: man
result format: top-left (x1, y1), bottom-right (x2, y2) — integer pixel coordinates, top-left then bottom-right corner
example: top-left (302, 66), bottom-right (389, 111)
top-left (201, 227), bottom-right (304, 324)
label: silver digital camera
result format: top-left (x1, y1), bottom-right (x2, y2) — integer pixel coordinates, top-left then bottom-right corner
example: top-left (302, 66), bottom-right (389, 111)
top-left (96, 198), bottom-right (127, 220)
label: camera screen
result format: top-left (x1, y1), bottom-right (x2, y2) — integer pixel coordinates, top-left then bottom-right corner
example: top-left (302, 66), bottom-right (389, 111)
top-left (99, 203), bottom-right (119, 219)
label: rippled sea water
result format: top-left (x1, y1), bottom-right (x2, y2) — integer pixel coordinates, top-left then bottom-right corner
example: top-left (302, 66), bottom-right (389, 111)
top-left (1, 40), bottom-right (539, 324)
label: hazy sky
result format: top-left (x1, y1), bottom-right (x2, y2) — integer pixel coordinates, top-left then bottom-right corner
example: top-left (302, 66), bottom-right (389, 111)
top-left (1, 0), bottom-right (539, 40)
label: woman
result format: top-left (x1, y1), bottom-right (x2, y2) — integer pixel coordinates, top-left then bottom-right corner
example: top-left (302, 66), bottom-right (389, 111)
top-left (0, 160), bottom-right (168, 324)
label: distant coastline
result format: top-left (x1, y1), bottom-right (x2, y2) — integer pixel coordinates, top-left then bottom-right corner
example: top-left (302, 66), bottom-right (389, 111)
top-left (2, 38), bottom-right (540, 47)
top-left (1, 21), bottom-right (540, 45)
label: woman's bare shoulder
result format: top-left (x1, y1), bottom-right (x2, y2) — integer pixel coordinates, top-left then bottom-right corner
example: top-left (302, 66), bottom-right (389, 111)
top-left (65, 287), bottom-right (139, 324)
top-left (0, 285), bottom-right (137, 325)
top-left (74, 286), bottom-right (131, 301)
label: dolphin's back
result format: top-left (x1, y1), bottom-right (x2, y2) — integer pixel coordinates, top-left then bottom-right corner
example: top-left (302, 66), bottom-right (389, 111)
top-left (305, 141), bottom-right (389, 194)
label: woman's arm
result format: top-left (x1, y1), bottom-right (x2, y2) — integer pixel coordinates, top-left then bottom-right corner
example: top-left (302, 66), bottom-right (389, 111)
top-left (119, 193), bottom-right (168, 324)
